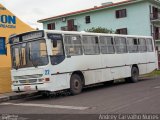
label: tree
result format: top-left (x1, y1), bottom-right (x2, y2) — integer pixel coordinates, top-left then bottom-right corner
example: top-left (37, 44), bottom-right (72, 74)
top-left (86, 27), bottom-right (115, 33)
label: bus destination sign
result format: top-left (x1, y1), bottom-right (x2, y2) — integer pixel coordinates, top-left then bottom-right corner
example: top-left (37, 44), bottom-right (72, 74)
top-left (9, 31), bottom-right (44, 44)
top-left (22, 31), bottom-right (43, 41)
top-left (47, 33), bottom-right (63, 40)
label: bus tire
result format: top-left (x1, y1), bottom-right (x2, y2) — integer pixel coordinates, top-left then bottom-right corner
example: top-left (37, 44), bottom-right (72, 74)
top-left (126, 67), bottom-right (139, 83)
top-left (70, 74), bottom-right (83, 95)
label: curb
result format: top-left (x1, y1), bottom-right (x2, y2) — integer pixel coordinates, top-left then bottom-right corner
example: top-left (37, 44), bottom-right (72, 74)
top-left (0, 92), bottom-right (36, 103)
top-left (9, 93), bottom-right (30, 100)
top-left (0, 96), bottom-right (9, 103)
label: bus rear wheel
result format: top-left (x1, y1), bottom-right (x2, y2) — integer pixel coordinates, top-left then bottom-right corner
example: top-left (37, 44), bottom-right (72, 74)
top-left (70, 74), bottom-right (83, 95)
top-left (126, 67), bottom-right (139, 83)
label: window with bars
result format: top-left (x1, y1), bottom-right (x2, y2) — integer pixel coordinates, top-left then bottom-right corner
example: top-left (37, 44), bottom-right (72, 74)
top-left (138, 38), bottom-right (147, 52)
top-left (114, 37), bottom-right (127, 53)
top-left (82, 36), bottom-right (100, 55)
top-left (47, 23), bottom-right (55, 30)
top-left (64, 35), bottom-right (82, 56)
top-left (116, 28), bottom-right (128, 35)
top-left (146, 38), bottom-right (153, 52)
top-left (116, 9), bottom-right (127, 18)
top-left (99, 36), bottom-right (115, 54)
top-left (127, 37), bottom-right (138, 53)
top-left (85, 16), bottom-right (91, 24)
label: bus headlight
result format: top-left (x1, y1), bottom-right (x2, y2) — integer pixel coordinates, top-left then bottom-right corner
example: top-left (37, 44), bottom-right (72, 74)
top-left (38, 78), bottom-right (44, 82)
top-left (12, 81), bottom-right (18, 84)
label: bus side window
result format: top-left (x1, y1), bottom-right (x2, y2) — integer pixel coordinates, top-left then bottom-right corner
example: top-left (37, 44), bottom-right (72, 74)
top-left (127, 37), bottom-right (138, 53)
top-left (138, 38), bottom-right (147, 52)
top-left (114, 37), bottom-right (127, 53)
top-left (82, 36), bottom-right (100, 55)
top-left (64, 35), bottom-right (82, 56)
top-left (146, 38), bottom-right (153, 52)
top-left (99, 36), bottom-right (115, 54)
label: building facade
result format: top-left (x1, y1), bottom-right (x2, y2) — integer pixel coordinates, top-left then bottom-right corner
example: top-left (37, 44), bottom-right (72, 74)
top-left (0, 4), bottom-right (33, 93)
top-left (38, 0), bottom-right (160, 66)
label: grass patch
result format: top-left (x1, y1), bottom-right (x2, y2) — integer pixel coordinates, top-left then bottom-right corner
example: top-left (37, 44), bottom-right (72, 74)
top-left (140, 70), bottom-right (160, 77)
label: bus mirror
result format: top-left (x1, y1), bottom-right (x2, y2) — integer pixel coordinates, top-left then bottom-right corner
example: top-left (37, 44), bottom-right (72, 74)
top-left (53, 40), bottom-right (57, 48)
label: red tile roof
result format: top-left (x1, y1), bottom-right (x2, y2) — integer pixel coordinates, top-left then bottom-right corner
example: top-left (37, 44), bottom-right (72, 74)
top-left (38, 0), bottom-right (138, 23)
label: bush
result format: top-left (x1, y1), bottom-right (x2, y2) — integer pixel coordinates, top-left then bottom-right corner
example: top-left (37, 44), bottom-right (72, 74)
top-left (86, 27), bottom-right (115, 33)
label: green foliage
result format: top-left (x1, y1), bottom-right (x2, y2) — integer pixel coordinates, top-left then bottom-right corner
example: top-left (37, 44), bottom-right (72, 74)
top-left (86, 27), bottom-right (115, 33)
top-left (141, 70), bottom-right (160, 77)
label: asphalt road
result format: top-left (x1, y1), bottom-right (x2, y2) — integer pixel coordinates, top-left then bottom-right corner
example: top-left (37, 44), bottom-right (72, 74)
top-left (0, 76), bottom-right (160, 120)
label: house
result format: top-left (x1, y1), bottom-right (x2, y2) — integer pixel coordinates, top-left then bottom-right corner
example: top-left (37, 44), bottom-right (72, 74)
top-left (0, 4), bottom-right (34, 93)
top-left (38, 0), bottom-right (160, 66)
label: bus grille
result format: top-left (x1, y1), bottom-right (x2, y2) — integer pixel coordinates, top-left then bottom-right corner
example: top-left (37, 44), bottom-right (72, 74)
top-left (14, 74), bottom-right (43, 80)
top-left (19, 79), bottom-right (37, 84)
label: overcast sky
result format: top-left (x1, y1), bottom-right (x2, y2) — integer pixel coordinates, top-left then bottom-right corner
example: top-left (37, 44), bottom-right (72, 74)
top-left (1, 0), bottom-right (122, 29)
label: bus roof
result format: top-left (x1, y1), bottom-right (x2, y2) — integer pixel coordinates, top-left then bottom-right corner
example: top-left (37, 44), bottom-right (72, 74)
top-left (10, 30), bottom-right (153, 41)
top-left (43, 30), bottom-right (153, 38)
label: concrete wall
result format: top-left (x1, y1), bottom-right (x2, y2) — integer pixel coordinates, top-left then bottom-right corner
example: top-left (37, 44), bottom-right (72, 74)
top-left (0, 4), bottom-right (34, 93)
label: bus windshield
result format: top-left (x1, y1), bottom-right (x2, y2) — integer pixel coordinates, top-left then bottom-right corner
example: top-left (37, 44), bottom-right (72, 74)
top-left (11, 39), bottom-right (48, 69)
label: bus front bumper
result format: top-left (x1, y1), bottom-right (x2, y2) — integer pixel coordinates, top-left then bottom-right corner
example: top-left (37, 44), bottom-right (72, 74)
top-left (12, 83), bottom-right (47, 92)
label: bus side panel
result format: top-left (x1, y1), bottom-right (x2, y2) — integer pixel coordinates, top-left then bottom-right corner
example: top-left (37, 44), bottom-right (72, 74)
top-left (138, 53), bottom-right (147, 75)
top-left (126, 53), bottom-right (147, 75)
top-left (49, 74), bottom-right (70, 91)
top-left (146, 52), bottom-right (157, 73)
top-left (84, 69), bottom-right (110, 85)
top-left (125, 53), bottom-right (139, 66)
top-left (83, 71), bottom-right (96, 85)
top-left (65, 55), bottom-right (101, 72)
top-left (102, 54), bottom-right (130, 80)
top-left (101, 54), bottom-right (114, 82)
top-left (103, 54), bottom-right (128, 67)
top-left (94, 70), bottom-right (102, 83)
top-left (110, 66), bottom-right (130, 80)
top-left (125, 66), bottom-right (131, 78)
top-left (101, 68), bottom-right (113, 82)
top-left (65, 55), bottom-right (102, 86)
top-left (138, 64), bottom-right (147, 75)
top-left (147, 62), bottom-right (157, 72)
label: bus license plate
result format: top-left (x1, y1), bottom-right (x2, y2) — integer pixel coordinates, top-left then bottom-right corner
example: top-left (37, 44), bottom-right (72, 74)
top-left (24, 86), bottom-right (31, 91)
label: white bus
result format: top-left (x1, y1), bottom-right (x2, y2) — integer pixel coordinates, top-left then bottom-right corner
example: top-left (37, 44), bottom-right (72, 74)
top-left (9, 30), bottom-right (158, 95)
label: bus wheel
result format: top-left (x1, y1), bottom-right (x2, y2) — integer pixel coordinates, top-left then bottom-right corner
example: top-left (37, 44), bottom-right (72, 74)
top-left (70, 74), bottom-right (83, 95)
top-left (126, 67), bottom-right (139, 83)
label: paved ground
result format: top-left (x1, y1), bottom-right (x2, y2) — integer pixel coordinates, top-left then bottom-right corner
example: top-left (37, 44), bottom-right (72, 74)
top-left (0, 76), bottom-right (160, 119)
